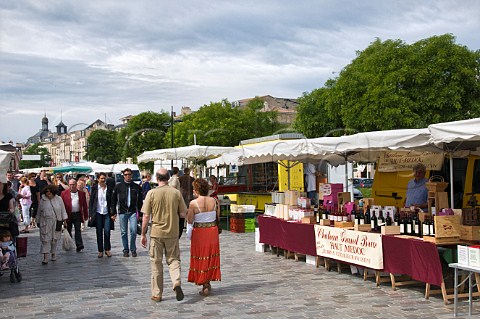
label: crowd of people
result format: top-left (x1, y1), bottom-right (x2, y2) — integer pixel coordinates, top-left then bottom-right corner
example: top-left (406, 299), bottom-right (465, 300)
top-left (0, 167), bottom-right (222, 302)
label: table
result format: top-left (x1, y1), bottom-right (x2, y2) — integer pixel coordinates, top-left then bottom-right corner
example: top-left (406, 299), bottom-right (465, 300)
top-left (257, 215), bottom-right (316, 256)
top-left (449, 263), bottom-right (480, 317)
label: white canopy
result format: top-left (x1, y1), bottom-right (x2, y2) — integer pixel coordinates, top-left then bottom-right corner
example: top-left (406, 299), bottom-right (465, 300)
top-left (138, 145), bottom-right (235, 163)
top-left (72, 161), bottom-right (114, 173)
top-left (428, 117), bottom-right (480, 206)
top-left (429, 117), bottom-right (480, 147)
top-left (0, 150), bottom-right (11, 170)
top-left (207, 128), bottom-right (435, 168)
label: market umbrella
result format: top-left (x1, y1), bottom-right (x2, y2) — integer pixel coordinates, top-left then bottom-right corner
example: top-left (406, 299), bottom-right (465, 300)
top-left (72, 161), bottom-right (113, 173)
top-left (51, 165), bottom-right (92, 174)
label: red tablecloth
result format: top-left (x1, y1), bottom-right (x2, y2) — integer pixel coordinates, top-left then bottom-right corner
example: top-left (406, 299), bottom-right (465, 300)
top-left (258, 216), bottom-right (444, 287)
top-left (382, 235), bottom-right (444, 287)
top-left (258, 215), bottom-right (317, 256)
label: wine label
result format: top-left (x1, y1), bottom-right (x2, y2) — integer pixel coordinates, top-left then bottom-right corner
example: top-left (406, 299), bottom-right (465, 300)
top-left (360, 219), bottom-right (365, 225)
top-left (407, 224), bottom-right (412, 233)
top-left (400, 224), bottom-right (405, 233)
top-left (322, 213), bottom-right (327, 219)
top-left (414, 225), bottom-right (419, 235)
top-left (423, 224), bottom-right (429, 236)
top-left (371, 220), bottom-right (375, 228)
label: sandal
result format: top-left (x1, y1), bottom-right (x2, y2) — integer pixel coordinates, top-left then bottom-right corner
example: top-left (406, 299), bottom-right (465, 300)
top-left (98, 252), bottom-right (104, 258)
top-left (199, 283), bottom-right (211, 296)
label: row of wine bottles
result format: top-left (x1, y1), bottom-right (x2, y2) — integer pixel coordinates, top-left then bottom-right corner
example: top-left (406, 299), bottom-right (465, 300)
top-left (313, 206), bottom-right (435, 237)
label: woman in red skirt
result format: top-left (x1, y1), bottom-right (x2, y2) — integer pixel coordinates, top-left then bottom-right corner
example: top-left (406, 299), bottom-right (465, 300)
top-left (187, 178), bottom-right (221, 296)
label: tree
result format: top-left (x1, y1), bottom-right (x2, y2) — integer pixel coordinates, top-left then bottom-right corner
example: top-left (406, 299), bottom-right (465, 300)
top-left (294, 34), bottom-right (480, 135)
top-left (117, 111), bottom-right (171, 162)
top-left (86, 130), bottom-right (120, 164)
top-left (293, 82), bottom-right (343, 138)
top-left (168, 98), bottom-right (287, 147)
top-left (19, 143), bottom-right (51, 169)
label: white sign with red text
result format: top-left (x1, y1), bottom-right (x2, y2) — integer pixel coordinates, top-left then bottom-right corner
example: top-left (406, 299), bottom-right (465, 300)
top-left (314, 225), bottom-right (383, 269)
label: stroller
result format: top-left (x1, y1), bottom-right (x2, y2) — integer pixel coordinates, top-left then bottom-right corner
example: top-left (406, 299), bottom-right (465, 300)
top-left (0, 211), bottom-right (22, 283)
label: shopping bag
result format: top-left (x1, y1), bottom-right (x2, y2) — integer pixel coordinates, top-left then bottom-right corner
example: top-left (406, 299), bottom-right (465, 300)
top-left (62, 231), bottom-right (74, 251)
top-left (16, 237), bottom-right (28, 257)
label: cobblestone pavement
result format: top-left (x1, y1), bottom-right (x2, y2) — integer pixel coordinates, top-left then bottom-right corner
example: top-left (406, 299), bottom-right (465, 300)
top-left (1, 225), bottom-right (476, 318)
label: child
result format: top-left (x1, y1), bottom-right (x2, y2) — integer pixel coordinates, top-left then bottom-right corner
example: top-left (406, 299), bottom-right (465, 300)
top-left (0, 229), bottom-right (15, 270)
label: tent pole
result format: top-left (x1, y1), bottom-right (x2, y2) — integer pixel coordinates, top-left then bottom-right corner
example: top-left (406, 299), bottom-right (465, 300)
top-left (287, 160), bottom-right (291, 190)
top-left (449, 152), bottom-right (454, 209)
top-left (344, 154), bottom-right (348, 192)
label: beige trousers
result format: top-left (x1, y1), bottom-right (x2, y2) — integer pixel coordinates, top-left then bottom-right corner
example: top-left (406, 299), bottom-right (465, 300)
top-left (149, 237), bottom-right (181, 297)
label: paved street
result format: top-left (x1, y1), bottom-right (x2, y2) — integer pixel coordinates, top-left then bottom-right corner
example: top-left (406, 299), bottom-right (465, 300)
top-left (2, 225), bottom-right (476, 319)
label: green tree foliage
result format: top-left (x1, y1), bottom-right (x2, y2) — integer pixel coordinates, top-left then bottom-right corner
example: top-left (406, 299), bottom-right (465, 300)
top-left (294, 34), bottom-right (480, 135)
top-left (118, 111), bottom-right (171, 162)
top-left (169, 98), bottom-right (287, 147)
top-left (293, 82), bottom-right (343, 138)
top-left (86, 130), bottom-right (121, 164)
top-left (19, 143), bottom-right (51, 169)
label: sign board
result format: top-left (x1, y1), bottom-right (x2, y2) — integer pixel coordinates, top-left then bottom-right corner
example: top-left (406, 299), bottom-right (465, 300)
top-left (314, 225), bottom-right (383, 269)
top-left (229, 164), bottom-right (239, 173)
top-left (378, 151), bottom-right (444, 172)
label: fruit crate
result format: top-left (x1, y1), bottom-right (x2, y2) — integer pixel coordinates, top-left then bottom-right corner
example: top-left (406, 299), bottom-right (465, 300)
top-left (462, 207), bottom-right (480, 226)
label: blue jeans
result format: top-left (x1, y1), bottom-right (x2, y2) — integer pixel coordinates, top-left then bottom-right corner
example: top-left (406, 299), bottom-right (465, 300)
top-left (96, 213), bottom-right (111, 252)
top-left (119, 212), bottom-right (137, 253)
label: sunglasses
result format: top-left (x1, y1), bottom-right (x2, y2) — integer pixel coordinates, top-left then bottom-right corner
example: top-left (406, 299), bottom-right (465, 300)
top-left (124, 173), bottom-right (132, 176)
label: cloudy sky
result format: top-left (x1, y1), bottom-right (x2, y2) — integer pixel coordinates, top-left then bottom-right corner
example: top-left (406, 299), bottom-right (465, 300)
top-left (1, 0), bottom-right (479, 144)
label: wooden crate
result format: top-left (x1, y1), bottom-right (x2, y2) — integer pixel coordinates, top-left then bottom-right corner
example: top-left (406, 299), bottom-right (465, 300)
top-left (334, 221), bottom-right (354, 228)
top-left (381, 225), bottom-right (401, 235)
top-left (459, 225), bottom-right (480, 241)
top-left (301, 216), bottom-right (316, 224)
top-left (423, 235), bottom-right (461, 245)
top-left (354, 224), bottom-right (371, 232)
top-left (434, 215), bottom-right (461, 238)
top-left (319, 219), bottom-right (331, 226)
top-left (461, 207), bottom-right (480, 226)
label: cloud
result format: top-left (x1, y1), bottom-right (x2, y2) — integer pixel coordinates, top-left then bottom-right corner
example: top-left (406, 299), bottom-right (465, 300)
top-left (0, 0), bottom-right (479, 144)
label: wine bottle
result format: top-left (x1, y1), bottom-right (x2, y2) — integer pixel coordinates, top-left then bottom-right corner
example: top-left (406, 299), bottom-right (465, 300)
top-left (358, 209), bottom-right (365, 225)
top-left (406, 213), bottom-right (412, 235)
top-left (399, 213), bottom-right (405, 234)
top-left (365, 206), bottom-right (371, 225)
top-left (321, 207), bottom-right (327, 220)
top-left (422, 216), bottom-right (430, 236)
top-left (371, 210), bottom-right (378, 231)
top-left (314, 206), bottom-right (320, 223)
top-left (394, 209), bottom-right (400, 226)
top-left (351, 208), bottom-right (357, 224)
top-left (412, 213), bottom-right (419, 236)
top-left (429, 216), bottom-right (435, 236)
top-left (342, 211), bottom-right (348, 222)
top-left (386, 212), bottom-right (392, 226)
top-left (378, 211), bottom-right (386, 228)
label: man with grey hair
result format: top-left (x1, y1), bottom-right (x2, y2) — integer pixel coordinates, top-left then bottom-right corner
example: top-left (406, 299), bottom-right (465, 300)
top-left (140, 168), bottom-right (188, 302)
top-left (404, 163), bottom-right (428, 209)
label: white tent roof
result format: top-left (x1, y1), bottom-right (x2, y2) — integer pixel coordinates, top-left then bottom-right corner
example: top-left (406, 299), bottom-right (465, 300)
top-left (207, 128), bottom-right (435, 168)
top-left (138, 145), bottom-right (235, 163)
top-left (0, 150), bottom-right (11, 170)
top-left (429, 117), bottom-right (480, 146)
top-left (72, 162), bottom-right (114, 173)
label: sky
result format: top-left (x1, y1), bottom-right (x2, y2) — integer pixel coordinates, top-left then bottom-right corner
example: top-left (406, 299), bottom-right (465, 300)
top-left (1, 0), bottom-right (479, 144)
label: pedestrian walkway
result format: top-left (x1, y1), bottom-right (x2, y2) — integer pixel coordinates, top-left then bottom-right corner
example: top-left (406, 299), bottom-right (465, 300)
top-left (1, 225), bottom-right (472, 318)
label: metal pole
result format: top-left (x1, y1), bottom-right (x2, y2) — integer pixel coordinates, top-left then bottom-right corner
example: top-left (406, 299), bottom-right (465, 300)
top-left (449, 153), bottom-right (454, 209)
top-left (171, 105), bottom-right (174, 169)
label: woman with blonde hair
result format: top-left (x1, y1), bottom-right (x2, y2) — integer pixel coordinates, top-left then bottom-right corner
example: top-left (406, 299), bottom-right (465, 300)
top-left (18, 177), bottom-right (32, 233)
top-left (186, 178), bottom-right (221, 296)
top-left (52, 173), bottom-right (67, 195)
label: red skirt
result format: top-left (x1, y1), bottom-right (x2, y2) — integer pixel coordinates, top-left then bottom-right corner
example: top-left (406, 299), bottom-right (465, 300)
top-left (188, 226), bottom-right (221, 285)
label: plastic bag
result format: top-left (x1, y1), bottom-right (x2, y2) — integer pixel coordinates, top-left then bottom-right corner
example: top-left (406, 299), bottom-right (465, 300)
top-left (186, 223), bottom-right (193, 240)
top-left (62, 230), bottom-right (74, 251)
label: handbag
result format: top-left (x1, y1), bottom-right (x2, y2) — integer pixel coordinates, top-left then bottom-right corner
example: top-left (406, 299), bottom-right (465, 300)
top-left (87, 215), bottom-right (96, 227)
top-left (55, 220), bottom-right (63, 232)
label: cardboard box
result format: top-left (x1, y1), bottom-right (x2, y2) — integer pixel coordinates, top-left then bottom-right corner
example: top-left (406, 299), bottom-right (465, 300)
top-left (320, 219), bottom-right (331, 226)
top-left (255, 243), bottom-right (266, 252)
top-left (334, 221), bottom-right (354, 228)
top-left (381, 225), bottom-right (401, 235)
top-left (306, 255), bottom-right (317, 266)
top-left (434, 215), bottom-right (461, 239)
top-left (468, 246), bottom-right (480, 268)
top-left (337, 192), bottom-right (351, 208)
top-left (354, 224), bottom-right (371, 232)
top-left (457, 245), bottom-right (469, 266)
top-left (459, 225), bottom-right (480, 241)
top-left (301, 216), bottom-right (316, 224)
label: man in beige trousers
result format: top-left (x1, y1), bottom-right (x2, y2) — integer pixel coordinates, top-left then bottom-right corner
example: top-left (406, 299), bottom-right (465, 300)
top-left (140, 168), bottom-right (188, 302)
